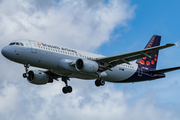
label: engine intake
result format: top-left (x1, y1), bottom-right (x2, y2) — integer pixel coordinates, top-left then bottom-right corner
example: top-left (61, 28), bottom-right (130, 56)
top-left (27, 70), bottom-right (53, 85)
top-left (75, 59), bottom-right (99, 73)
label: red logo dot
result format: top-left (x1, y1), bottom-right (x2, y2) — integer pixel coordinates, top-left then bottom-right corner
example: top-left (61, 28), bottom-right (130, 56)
top-left (143, 57), bottom-right (147, 60)
top-left (140, 60), bottom-right (145, 65)
top-left (155, 54), bottom-right (157, 57)
top-left (146, 61), bottom-right (150, 65)
top-left (154, 58), bottom-right (157, 61)
top-left (151, 60), bottom-right (155, 65)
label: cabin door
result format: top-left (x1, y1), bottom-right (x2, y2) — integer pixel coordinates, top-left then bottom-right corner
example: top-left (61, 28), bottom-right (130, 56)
top-left (29, 40), bottom-right (37, 53)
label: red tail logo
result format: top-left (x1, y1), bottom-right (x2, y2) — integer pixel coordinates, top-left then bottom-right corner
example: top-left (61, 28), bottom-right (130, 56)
top-left (140, 54), bottom-right (157, 66)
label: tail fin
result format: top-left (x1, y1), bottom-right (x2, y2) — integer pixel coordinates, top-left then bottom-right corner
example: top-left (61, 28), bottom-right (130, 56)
top-left (136, 35), bottom-right (161, 70)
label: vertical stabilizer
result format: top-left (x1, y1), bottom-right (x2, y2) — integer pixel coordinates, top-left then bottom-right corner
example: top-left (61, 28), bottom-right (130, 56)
top-left (136, 35), bottom-right (161, 70)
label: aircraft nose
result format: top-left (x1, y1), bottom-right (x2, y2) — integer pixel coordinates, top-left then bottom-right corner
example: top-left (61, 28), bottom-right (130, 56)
top-left (1, 46), bottom-right (9, 58)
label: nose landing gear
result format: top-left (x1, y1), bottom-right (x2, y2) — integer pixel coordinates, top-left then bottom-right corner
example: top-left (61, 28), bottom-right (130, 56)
top-left (23, 63), bottom-right (30, 78)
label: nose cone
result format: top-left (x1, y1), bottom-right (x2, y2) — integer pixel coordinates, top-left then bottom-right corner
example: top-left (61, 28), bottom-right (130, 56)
top-left (1, 46), bottom-right (9, 58)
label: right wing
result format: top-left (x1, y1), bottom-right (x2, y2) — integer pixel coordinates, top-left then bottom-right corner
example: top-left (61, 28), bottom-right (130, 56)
top-left (96, 43), bottom-right (177, 71)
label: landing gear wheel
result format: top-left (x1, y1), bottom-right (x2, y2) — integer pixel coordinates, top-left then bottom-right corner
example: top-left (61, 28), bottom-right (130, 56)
top-left (95, 80), bottom-right (101, 87)
top-left (62, 87), bottom-right (68, 94)
top-left (23, 73), bottom-right (27, 78)
top-left (95, 79), bottom-right (105, 87)
top-left (62, 86), bottom-right (73, 94)
top-left (100, 79), bottom-right (105, 86)
top-left (67, 86), bottom-right (72, 93)
top-left (61, 77), bottom-right (73, 94)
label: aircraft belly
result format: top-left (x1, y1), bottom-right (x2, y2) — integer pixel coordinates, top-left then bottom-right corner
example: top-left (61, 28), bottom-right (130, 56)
top-left (53, 69), bottom-right (98, 80)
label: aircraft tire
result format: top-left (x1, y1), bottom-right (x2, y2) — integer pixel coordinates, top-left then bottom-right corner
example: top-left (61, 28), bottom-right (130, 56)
top-left (100, 79), bottom-right (105, 86)
top-left (67, 86), bottom-right (72, 93)
top-left (62, 87), bottom-right (68, 94)
top-left (95, 80), bottom-right (101, 87)
top-left (23, 73), bottom-right (27, 78)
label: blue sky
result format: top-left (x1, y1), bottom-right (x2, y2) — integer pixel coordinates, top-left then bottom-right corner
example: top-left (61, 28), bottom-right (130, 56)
top-left (97, 0), bottom-right (180, 115)
top-left (98, 0), bottom-right (180, 55)
top-left (0, 0), bottom-right (180, 120)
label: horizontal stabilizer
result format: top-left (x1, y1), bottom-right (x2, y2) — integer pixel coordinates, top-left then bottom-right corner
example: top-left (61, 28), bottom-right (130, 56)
top-left (150, 66), bottom-right (180, 74)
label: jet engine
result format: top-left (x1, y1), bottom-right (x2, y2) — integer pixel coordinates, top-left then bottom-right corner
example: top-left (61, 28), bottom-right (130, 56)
top-left (27, 70), bottom-right (53, 85)
top-left (75, 59), bottom-right (99, 73)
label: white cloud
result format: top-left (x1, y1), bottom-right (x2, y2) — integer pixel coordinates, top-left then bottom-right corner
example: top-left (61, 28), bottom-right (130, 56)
top-left (0, 80), bottom-right (180, 120)
top-left (0, 0), bottom-right (135, 51)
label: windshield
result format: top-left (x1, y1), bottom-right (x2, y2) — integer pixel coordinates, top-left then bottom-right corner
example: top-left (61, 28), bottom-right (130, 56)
top-left (9, 42), bottom-right (24, 46)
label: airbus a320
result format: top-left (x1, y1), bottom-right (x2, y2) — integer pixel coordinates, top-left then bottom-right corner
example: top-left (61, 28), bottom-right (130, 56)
top-left (2, 35), bottom-right (180, 94)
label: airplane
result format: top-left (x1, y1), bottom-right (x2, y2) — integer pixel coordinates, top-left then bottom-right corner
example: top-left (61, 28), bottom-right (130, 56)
top-left (1, 35), bottom-right (180, 94)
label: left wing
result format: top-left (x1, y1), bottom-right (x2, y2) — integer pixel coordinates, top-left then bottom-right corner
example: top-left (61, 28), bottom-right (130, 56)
top-left (96, 43), bottom-right (177, 70)
top-left (37, 70), bottom-right (61, 81)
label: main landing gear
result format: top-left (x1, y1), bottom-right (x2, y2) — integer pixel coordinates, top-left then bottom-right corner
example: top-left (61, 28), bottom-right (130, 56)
top-left (95, 78), bottom-right (105, 87)
top-left (95, 72), bottom-right (105, 87)
top-left (23, 63), bottom-right (30, 78)
top-left (62, 77), bottom-right (72, 94)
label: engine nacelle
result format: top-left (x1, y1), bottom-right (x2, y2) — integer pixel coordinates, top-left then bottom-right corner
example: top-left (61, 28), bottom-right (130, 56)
top-left (57, 59), bottom-right (77, 72)
top-left (75, 59), bottom-right (99, 73)
top-left (27, 70), bottom-right (52, 85)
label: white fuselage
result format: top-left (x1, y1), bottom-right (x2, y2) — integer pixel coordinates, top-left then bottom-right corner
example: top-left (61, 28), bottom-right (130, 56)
top-left (2, 40), bottom-right (138, 82)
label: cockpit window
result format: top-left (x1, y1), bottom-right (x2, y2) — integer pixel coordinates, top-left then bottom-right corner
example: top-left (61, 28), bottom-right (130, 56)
top-left (9, 42), bottom-right (16, 45)
top-left (20, 43), bottom-right (24, 46)
top-left (9, 42), bottom-right (24, 46)
top-left (16, 42), bottom-right (20, 45)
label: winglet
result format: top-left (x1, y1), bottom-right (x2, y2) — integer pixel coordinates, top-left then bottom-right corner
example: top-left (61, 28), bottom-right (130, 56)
top-left (175, 42), bottom-right (179, 47)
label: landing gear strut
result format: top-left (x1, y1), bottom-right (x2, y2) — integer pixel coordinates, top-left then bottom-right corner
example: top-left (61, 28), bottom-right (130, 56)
top-left (95, 78), bottom-right (105, 87)
top-left (62, 77), bottom-right (72, 94)
top-left (23, 63), bottom-right (30, 78)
